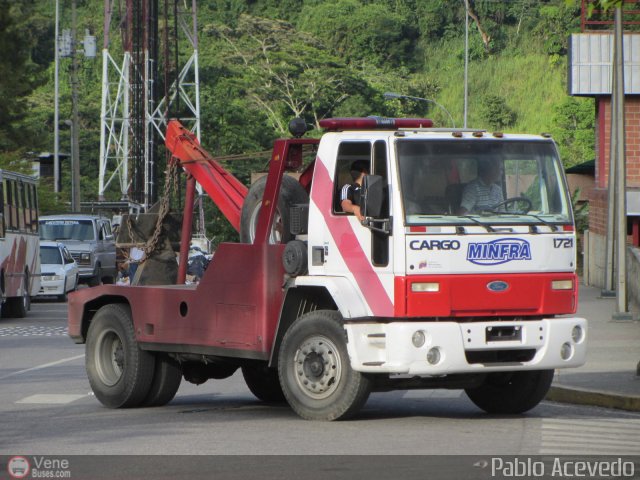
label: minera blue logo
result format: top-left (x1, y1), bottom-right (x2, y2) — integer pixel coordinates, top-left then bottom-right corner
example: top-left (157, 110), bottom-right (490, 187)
top-left (467, 238), bottom-right (532, 265)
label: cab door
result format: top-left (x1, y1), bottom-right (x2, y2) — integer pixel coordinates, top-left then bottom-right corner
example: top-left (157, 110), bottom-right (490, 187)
top-left (310, 138), bottom-right (395, 317)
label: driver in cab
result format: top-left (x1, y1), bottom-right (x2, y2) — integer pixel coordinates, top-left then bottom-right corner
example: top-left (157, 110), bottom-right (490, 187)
top-left (457, 158), bottom-right (504, 215)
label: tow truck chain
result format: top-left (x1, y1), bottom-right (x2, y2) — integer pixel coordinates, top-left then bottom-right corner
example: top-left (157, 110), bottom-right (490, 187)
top-left (125, 158), bottom-right (180, 262)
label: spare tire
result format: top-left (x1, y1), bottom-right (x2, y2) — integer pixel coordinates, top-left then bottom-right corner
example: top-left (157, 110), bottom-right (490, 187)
top-left (240, 175), bottom-right (308, 244)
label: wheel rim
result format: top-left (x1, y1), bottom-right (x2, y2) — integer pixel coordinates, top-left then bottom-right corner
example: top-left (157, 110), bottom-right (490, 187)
top-left (248, 201), bottom-right (284, 244)
top-left (293, 335), bottom-right (342, 400)
top-left (95, 328), bottom-right (125, 386)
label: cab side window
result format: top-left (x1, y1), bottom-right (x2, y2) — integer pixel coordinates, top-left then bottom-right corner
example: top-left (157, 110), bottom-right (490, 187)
top-left (332, 142), bottom-right (372, 214)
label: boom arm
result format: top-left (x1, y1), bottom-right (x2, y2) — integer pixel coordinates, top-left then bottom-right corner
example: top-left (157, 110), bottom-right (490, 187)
top-left (165, 120), bottom-right (248, 232)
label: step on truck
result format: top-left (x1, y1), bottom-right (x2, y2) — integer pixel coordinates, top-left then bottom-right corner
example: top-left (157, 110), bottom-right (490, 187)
top-left (68, 117), bottom-right (587, 420)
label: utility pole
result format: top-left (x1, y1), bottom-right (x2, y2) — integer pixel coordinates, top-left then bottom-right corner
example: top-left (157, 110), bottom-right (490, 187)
top-left (70, 0), bottom-right (81, 212)
top-left (463, 0), bottom-right (469, 128)
top-left (54, 0), bottom-right (60, 194)
top-left (612, 7), bottom-right (632, 320)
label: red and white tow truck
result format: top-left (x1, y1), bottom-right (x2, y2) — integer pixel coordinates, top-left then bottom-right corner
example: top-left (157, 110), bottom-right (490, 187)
top-left (68, 117), bottom-right (586, 420)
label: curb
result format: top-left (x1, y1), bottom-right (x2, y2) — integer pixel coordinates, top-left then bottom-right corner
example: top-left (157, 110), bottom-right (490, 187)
top-left (546, 385), bottom-right (640, 412)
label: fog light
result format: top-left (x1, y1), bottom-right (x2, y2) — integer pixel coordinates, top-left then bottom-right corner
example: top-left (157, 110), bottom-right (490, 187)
top-left (560, 342), bottom-right (573, 360)
top-left (412, 282), bottom-right (440, 292)
top-left (571, 325), bottom-right (584, 344)
top-left (552, 280), bottom-right (573, 290)
top-left (412, 330), bottom-right (426, 348)
top-left (427, 347), bottom-right (441, 365)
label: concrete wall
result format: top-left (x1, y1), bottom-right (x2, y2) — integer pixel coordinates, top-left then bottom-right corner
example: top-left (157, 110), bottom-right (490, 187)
top-left (628, 246), bottom-right (640, 310)
top-left (584, 229), bottom-right (640, 310)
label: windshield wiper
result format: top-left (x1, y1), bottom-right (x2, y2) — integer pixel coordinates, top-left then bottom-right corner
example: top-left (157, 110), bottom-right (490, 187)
top-left (517, 214), bottom-right (560, 232)
top-left (459, 215), bottom-right (495, 233)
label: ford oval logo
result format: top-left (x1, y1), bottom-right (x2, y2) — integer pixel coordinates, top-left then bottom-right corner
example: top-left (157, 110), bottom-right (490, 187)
top-left (487, 280), bottom-right (509, 292)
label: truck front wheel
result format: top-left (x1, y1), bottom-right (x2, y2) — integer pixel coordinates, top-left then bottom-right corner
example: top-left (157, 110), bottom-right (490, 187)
top-left (464, 369), bottom-right (554, 414)
top-left (86, 304), bottom-right (155, 408)
top-left (278, 310), bottom-right (371, 421)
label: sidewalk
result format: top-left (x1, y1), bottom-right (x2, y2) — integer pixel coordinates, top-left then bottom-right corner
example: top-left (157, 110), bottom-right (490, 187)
top-left (546, 282), bottom-right (640, 411)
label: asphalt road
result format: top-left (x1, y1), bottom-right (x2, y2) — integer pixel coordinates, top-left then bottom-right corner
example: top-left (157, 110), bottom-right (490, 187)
top-left (1, 300), bottom-right (639, 472)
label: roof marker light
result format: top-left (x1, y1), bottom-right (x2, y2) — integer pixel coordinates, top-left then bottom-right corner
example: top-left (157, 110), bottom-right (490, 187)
top-left (472, 131), bottom-right (484, 138)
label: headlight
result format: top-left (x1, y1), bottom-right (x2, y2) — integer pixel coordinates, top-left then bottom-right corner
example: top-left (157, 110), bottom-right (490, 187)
top-left (43, 275), bottom-right (63, 281)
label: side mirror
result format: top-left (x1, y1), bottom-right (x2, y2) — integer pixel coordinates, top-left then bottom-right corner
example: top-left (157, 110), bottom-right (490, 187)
top-left (361, 174), bottom-right (384, 219)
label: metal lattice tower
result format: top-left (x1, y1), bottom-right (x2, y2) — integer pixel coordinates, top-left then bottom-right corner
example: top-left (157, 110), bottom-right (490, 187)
top-left (98, 0), bottom-right (201, 210)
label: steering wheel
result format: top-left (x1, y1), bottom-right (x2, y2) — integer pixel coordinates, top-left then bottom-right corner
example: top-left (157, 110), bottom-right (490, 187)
top-left (485, 196), bottom-right (532, 214)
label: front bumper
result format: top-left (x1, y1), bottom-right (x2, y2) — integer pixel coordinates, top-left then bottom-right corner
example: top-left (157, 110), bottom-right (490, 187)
top-left (38, 278), bottom-right (65, 296)
top-left (345, 317), bottom-right (587, 375)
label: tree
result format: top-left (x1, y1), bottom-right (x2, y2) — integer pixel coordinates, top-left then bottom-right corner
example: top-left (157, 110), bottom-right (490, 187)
top-left (0, 1), bottom-right (49, 154)
top-left (299, 0), bottom-right (415, 68)
top-left (204, 15), bottom-right (372, 134)
top-left (551, 97), bottom-right (595, 167)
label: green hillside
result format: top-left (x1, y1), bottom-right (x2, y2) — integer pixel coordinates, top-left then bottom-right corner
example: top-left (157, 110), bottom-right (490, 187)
top-left (0, 0), bottom-right (595, 217)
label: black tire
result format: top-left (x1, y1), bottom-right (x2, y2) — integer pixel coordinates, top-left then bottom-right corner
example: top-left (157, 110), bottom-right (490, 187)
top-left (242, 364), bottom-right (286, 403)
top-left (465, 369), bottom-right (554, 414)
top-left (4, 271), bottom-right (30, 318)
top-left (140, 354), bottom-right (182, 407)
top-left (88, 265), bottom-right (101, 287)
top-left (86, 303), bottom-right (155, 408)
top-left (278, 310), bottom-right (371, 421)
top-left (57, 292), bottom-right (67, 302)
top-left (240, 175), bottom-right (308, 244)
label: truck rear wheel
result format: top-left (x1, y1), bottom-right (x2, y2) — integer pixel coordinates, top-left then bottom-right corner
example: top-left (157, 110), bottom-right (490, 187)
top-left (86, 304), bottom-right (155, 408)
top-left (278, 310), bottom-right (371, 421)
top-left (242, 364), bottom-right (286, 403)
top-left (240, 175), bottom-right (308, 244)
top-left (464, 369), bottom-right (554, 414)
top-left (140, 354), bottom-right (182, 407)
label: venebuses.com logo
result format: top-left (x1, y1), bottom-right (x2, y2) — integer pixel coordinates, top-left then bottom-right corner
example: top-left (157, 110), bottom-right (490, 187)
top-left (6, 456), bottom-right (72, 479)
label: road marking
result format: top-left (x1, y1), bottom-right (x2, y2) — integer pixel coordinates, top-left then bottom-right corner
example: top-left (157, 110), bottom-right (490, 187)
top-left (0, 325), bottom-right (68, 337)
top-left (16, 394), bottom-right (86, 405)
top-left (0, 354), bottom-right (85, 380)
top-left (539, 418), bottom-right (640, 455)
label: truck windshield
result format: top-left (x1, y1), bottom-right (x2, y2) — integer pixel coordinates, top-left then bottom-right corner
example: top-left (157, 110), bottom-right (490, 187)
top-left (396, 139), bottom-right (572, 226)
top-left (40, 220), bottom-right (95, 241)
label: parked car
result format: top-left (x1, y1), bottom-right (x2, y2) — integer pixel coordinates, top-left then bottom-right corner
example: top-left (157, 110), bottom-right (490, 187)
top-left (38, 241), bottom-right (79, 301)
top-left (39, 214), bottom-right (116, 286)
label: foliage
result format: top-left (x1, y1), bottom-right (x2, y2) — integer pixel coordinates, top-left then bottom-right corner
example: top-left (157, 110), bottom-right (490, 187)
top-left (298, 0), bottom-right (416, 68)
top-left (535, 3), bottom-right (581, 56)
top-left (479, 95), bottom-right (517, 130)
top-left (551, 97), bottom-right (595, 167)
top-left (0, 0), bottom-right (600, 242)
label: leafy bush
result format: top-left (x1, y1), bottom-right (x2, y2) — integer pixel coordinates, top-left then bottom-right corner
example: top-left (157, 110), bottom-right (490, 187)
top-left (479, 95), bottom-right (517, 130)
